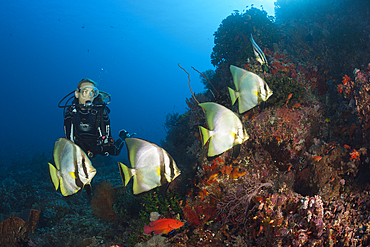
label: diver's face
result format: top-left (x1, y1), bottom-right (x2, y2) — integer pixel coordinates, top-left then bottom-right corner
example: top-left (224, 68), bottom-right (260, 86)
top-left (75, 82), bottom-right (95, 104)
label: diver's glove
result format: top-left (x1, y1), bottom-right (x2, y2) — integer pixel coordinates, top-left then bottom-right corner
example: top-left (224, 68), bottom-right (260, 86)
top-left (119, 129), bottom-right (136, 141)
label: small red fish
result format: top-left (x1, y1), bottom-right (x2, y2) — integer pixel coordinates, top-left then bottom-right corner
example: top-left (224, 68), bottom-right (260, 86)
top-left (343, 144), bottom-right (351, 150)
top-left (144, 219), bottom-right (184, 235)
top-left (313, 156), bottom-right (322, 161)
top-left (286, 93), bottom-right (293, 105)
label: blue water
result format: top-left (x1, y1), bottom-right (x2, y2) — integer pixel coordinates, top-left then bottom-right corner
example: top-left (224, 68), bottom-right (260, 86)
top-left (0, 0), bottom-right (275, 165)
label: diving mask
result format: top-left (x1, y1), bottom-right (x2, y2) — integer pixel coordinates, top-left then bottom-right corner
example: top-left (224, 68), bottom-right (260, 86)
top-left (77, 86), bottom-right (99, 99)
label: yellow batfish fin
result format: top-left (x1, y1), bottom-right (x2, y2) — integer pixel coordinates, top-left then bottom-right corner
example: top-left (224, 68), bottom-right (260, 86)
top-left (118, 162), bottom-right (134, 186)
top-left (228, 87), bottom-right (238, 105)
top-left (48, 163), bottom-right (60, 191)
top-left (199, 126), bottom-right (211, 146)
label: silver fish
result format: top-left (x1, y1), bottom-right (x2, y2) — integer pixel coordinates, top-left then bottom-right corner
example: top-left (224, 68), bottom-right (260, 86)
top-left (118, 138), bottom-right (180, 195)
top-left (199, 102), bottom-right (249, 157)
top-left (48, 138), bottom-right (96, 196)
top-left (229, 65), bottom-right (273, 113)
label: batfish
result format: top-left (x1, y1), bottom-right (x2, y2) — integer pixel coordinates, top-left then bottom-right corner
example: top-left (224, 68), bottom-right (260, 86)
top-left (48, 138), bottom-right (96, 196)
top-left (118, 138), bottom-right (181, 195)
top-left (228, 65), bottom-right (273, 114)
top-left (199, 102), bottom-right (249, 157)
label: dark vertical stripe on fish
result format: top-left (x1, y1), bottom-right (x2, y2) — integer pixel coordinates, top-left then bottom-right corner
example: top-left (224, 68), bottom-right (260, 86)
top-left (73, 145), bottom-right (83, 188)
top-left (158, 148), bottom-right (166, 185)
top-left (81, 154), bottom-right (88, 179)
top-left (167, 152), bottom-right (175, 180)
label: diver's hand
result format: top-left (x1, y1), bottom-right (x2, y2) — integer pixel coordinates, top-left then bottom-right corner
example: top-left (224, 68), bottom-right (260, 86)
top-left (127, 132), bottom-right (136, 138)
top-left (119, 129), bottom-right (136, 140)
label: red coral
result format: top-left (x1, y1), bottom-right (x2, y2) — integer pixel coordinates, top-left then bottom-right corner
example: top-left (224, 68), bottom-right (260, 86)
top-left (182, 204), bottom-right (217, 226)
top-left (271, 61), bottom-right (281, 70)
top-left (349, 149), bottom-right (360, 160)
top-left (339, 74), bottom-right (355, 96)
top-left (273, 52), bottom-right (285, 60)
top-left (183, 205), bottom-right (200, 225)
top-left (337, 84), bottom-right (343, 93)
top-left (342, 74), bottom-right (351, 85)
top-left (270, 68), bottom-right (278, 75)
top-left (291, 69), bottom-right (297, 78)
top-left (221, 165), bottom-right (233, 175)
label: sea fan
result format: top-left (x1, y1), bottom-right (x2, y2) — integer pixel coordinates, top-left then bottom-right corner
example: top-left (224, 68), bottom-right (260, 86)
top-left (91, 181), bottom-right (117, 222)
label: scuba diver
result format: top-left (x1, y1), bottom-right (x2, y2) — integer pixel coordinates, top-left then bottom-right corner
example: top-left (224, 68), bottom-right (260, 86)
top-left (59, 78), bottom-right (135, 158)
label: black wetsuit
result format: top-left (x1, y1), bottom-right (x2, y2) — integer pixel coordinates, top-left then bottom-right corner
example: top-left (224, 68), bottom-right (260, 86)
top-left (64, 97), bottom-right (124, 158)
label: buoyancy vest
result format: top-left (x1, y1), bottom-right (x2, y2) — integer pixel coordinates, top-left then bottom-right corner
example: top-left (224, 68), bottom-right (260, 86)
top-left (71, 96), bottom-right (111, 153)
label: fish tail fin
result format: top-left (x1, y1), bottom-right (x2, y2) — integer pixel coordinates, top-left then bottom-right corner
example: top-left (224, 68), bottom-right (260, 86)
top-left (228, 87), bottom-right (237, 105)
top-left (143, 224), bottom-right (152, 234)
top-left (199, 126), bottom-right (211, 146)
top-left (48, 163), bottom-right (60, 191)
top-left (118, 162), bottom-right (133, 186)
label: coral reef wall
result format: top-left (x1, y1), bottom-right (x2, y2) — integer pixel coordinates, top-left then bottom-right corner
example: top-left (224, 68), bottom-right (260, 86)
top-left (159, 1), bottom-right (370, 246)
